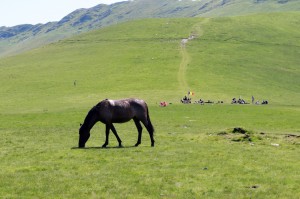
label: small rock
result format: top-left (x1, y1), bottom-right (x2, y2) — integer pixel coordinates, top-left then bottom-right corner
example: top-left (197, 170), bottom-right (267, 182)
top-left (271, 143), bottom-right (280, 147)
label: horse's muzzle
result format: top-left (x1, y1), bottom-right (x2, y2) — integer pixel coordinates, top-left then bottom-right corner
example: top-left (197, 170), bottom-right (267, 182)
top-left (78, 133), bottom-right (90, 148)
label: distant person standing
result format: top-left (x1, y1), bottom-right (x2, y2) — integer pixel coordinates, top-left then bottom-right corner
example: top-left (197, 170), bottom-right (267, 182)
top-left (252, 96), bottom-right (254, 104)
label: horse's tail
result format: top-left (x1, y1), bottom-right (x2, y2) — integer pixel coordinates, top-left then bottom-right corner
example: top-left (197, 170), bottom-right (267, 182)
top-left (146, 105), bottom-right (154, 134)
top-left (144, 102), bottom-right (155, 147)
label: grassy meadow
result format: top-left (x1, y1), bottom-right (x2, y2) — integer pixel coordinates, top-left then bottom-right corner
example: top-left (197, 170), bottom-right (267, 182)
top-left (0, 13), bottom-right (299, 198)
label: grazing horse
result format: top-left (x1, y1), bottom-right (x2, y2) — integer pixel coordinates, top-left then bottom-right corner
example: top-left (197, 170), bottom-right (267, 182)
top-left (78, 98), bottom-right (155, 148)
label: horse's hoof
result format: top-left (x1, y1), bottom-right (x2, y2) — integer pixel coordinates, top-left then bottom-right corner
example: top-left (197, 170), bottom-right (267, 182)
top-left (134, 143), bottom-right (140, 147)
top-left (102, 145), bottom-right (107, 148)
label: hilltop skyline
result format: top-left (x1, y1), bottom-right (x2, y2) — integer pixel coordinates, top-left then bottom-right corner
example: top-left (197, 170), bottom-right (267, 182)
top-left (0, 0), bottom-right (126, 27)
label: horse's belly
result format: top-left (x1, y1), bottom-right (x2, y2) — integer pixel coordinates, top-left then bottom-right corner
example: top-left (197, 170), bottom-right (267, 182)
top-left (111, 109), bottom-right (134, 123)
top-left (112, 117), bottom-right (132, 123)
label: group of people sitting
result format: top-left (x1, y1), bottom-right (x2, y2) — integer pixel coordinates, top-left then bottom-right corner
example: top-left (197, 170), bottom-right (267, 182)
top-left (181, 96), bottom-right (219, 105)
top-left (195, 99), bottom-right (205, 104)
top-left (231, 97), bottom-right (248, 104)
top-left (255, 100), bottom-right (269, 105)
top-left (178, 95), bottom-right (268, 105)
top-left (231, 97), bottom-right (269, 105)
top-left (194, 99), bottom-right (217, 104)
top-left (181, 96), bottom-right (192, 104)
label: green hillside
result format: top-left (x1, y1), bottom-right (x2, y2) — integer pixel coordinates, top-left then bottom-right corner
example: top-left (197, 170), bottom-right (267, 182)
top-left (188, 12), bottom-right (300, 105)
top-left (0, 18), bottom-right (198, 113)
top-left (0, 13), bottom-right (299, 114)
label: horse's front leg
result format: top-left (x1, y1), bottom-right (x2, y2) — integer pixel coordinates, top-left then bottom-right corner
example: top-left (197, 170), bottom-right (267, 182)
top-left (102, 124), bottom-right (110, 148)
top-left (110, 124), bottom-right (123, 147)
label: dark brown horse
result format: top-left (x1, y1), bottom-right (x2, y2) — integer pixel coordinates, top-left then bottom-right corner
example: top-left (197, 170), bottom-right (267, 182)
top-left (78, 98), bottom-right (155, 148)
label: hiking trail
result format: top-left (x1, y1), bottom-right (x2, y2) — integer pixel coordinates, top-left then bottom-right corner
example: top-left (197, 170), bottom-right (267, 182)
top-left (177, 18), bottom-right (210, 94)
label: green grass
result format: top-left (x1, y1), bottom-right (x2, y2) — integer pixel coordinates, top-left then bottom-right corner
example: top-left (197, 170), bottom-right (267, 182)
top-left (0, 13), bottom-right (299, 198)
top-left (0, 105), bottom-right (299, 198)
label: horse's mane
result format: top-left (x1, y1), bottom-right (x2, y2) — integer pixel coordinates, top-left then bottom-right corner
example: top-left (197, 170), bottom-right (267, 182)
top-left (82, 106), bottom-right (99, 129)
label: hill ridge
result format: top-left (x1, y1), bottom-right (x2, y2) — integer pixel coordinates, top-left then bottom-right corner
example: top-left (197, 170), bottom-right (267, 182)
top-left (1, 0), bottom-right (300, 57)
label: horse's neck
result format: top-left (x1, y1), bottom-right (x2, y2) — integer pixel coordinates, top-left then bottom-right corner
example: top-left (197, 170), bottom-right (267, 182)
top-left (84, 110), bottom-right (99, 130)
top-left (85, 120), bottom-right (97, 131)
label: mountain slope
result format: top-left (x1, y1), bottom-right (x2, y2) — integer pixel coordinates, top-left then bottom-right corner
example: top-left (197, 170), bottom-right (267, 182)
top-left (1, 0), bottom-right (300, 58)
top-left (187, 12), bottom-right (300, 105)
top-left (0, 13), bottom-right (299, 114)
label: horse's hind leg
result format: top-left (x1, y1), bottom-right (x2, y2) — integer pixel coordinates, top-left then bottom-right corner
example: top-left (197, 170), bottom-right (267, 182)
top-left (133, 118), bottom-right (143, 147)
top-left (146, 122), bottom-right (155, 147)
top-left (141, 118), bottom-right (155, 147)
top-left (110, 124), bottom-right (123, 147)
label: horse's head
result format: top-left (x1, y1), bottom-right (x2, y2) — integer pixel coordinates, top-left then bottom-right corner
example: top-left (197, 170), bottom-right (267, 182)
top-left (78, 124), bottom-right (90, 148)
top-left (78, 105), bottom-right (101, 148)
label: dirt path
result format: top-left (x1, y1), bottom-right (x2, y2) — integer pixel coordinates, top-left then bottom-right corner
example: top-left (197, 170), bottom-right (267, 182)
top-left (178, 43), bottom-right (190, 92)
top-left (177, 18), bottom-right (210, 93)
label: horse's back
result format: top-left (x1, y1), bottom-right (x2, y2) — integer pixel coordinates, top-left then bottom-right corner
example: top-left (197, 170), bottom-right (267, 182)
top-left (99, 98), bottom-right (148, 123)
top-left (104, 98), bottom-right (147, 108)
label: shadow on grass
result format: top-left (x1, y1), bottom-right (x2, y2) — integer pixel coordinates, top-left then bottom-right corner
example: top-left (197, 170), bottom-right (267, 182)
top-left (71, 145), bottom-right (143, 150)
